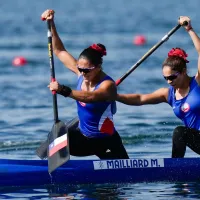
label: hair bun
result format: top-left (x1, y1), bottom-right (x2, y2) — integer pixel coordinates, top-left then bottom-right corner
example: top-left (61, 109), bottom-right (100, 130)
top-left (89, 44), bottom-right (107, 56)
top-left (168, 48), bottom-right (189, 63)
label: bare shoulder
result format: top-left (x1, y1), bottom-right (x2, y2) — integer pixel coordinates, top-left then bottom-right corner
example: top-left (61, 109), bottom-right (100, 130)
top-left (195, 73), bottom-right (200, 85)
top-left (94, 78), bottom-right (116, 101)
top-left (99, 79), bottom-right (116, 90)
top-left (152, 87), bottom-right (169, 102)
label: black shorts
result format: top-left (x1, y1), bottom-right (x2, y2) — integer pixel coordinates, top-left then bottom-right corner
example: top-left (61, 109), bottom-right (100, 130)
top-left (172, 126), bottom-right (200, 158)
top-left (68, 127), bottom-right (129, 159)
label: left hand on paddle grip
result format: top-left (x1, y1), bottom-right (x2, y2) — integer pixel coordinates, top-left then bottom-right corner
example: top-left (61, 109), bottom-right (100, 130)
top-left (178, 16), bottom-right (192, 31)
top-left (41, 9), bottom-right (55, 21)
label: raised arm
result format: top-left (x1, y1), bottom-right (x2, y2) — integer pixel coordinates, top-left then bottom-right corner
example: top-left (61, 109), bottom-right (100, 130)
top-left (179, 16), bottom-right (200, 84)
top-left (116, 88), bottom-right (169, 106)
top-left (41, 9), bottom-right (79, 75)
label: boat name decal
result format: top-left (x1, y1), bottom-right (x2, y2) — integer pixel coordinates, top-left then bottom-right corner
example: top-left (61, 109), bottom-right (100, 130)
top-left (93, 159), bottom-right (164, 170)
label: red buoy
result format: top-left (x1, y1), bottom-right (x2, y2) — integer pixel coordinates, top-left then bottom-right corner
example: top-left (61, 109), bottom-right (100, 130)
top-left (133, 35), bottom-right (147, 46)
top-left (12, 56), bottom-right (27, 67)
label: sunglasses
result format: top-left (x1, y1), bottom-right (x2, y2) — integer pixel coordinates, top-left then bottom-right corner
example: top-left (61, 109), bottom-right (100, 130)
top-left (163, 72), bottom-right (180, 81)
top-left (77, 66), bottom-right (95, 74)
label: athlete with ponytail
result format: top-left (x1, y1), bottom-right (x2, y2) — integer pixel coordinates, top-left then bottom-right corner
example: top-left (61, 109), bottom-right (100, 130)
top-left (41, 9), bottom-right (128, 159)
top-left (117, 16), bottom-right (200, 158)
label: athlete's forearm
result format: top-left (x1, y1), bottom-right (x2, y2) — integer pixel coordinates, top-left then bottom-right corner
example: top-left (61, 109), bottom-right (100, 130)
top-left (116, 94), bottom-right (142, 105)
top-left (51, 21), bottom-right (78, 73)
top-left (188, 29), bottom-right (200, 54)
top-left (51, 21), bottom-right (66, 54)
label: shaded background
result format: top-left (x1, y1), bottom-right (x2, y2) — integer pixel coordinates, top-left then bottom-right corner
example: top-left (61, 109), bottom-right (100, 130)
top-left (1, 0), bottom-right (200, 199)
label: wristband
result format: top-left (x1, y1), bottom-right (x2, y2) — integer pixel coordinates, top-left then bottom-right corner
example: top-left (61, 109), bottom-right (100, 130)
top-left (186, 26), bottom-right (193, 32)
top-left (57, 85), bottom-right (72, 97)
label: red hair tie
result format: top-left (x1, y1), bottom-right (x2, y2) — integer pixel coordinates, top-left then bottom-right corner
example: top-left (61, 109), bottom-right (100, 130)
top-left (89, 44), bottom-right (107, 56)
top-left (168, 48), bottom-right (189, 63)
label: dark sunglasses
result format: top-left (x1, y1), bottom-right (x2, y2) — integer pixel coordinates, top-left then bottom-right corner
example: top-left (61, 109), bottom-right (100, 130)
top-left (163, 72), bottom-right (180, 81)
top-left (77, 66), bottom-right (95, 74)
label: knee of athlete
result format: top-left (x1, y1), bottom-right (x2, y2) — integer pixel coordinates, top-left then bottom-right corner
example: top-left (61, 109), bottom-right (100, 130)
top-left (172, 126), bottom-right (186, 139)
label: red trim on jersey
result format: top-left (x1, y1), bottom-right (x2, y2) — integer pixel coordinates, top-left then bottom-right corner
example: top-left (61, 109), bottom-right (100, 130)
top-left (100, 117), bottom-right (114, 135)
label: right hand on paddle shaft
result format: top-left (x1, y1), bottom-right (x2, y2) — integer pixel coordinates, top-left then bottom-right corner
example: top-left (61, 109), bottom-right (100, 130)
top-left (48, 81), bottom-right (72, 97)
top-left (179, 16), bottom-right (192, 31)
top-left (41, 9), bottom-right (55, 21)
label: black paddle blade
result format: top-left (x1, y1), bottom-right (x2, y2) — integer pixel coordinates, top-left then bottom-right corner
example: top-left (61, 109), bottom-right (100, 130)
top-left (48, 120), bottom-right (70, 173)
top-left (35, 117), bottom-right (79, 160)
top-left (35, 139), bottom-right (48, 160)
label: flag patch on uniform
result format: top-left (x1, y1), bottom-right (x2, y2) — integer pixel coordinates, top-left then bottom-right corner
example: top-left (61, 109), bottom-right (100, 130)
top-left (48, 134), bottom-right (68, 157)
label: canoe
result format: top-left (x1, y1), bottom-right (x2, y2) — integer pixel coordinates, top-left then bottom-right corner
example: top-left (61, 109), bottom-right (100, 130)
top-left (1, 157), bottom-right (200, 187)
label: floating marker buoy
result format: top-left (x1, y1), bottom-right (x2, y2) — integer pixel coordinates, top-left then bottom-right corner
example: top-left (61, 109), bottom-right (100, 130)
top-left (133, 35), bottom-right (147, 46)
top-left (12, 56), bottom-right (27, 67)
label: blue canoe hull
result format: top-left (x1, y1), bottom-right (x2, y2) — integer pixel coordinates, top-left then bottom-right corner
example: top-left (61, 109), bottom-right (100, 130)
top-left (1, 158), bottom-right (200, 187)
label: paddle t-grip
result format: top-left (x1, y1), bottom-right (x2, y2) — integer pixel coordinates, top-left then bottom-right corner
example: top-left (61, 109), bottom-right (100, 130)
top-left (182, 21), bottom-right (188, 26)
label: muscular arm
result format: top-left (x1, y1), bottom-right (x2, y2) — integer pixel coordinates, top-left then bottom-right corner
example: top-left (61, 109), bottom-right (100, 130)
top-left (188, 29), bottom-right (200, 84)
top-left (117, 88), bottom-right (169, 105)
top-left (179, 16), bottom-right (200, 84)
top-left (69, 80), bottom-right (117, 103)
top-left (51, 21), bottom-right (79, 75)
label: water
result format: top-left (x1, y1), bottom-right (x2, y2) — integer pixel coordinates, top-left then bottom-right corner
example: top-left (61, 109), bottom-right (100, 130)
top-left (1, 0), bottom-right (200, 199)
